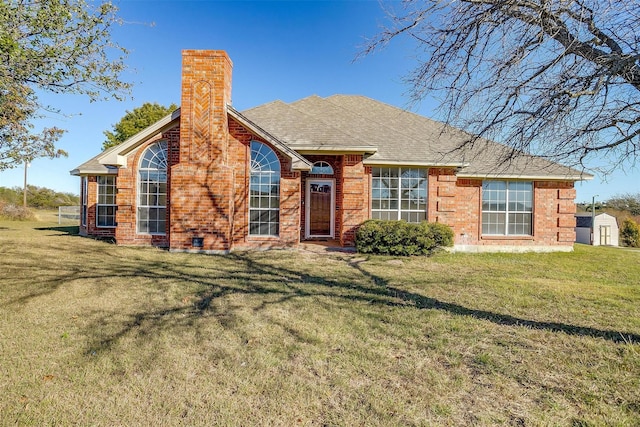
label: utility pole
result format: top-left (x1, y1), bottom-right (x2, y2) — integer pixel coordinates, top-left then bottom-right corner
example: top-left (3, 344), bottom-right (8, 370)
top-left (591, 195), bottom-right (598, 245)
top-left (23, 161), bottom-right (29, 208)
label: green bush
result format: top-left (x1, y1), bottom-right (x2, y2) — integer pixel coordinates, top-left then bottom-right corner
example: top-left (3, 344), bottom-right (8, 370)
top-left (355, 220), bottom-right (454, 256)
top-left (620, 218), bottom-right (640, 248)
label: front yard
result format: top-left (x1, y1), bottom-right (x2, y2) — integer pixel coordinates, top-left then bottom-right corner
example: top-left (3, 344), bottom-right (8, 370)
top-left (1, 219), bottom-right (639, 425)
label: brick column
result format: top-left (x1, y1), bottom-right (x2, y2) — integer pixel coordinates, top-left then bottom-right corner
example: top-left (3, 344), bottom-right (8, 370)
top-left (170, 50), bottom-right (235, 252)
top-left (339, 155), bottom-right (368, 246)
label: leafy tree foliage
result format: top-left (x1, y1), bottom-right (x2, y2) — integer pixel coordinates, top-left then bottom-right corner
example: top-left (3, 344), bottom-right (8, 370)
top-left (0, 185), bottom-right (79, 209)
top-left (103, 102), bottom-right (178, 150)
top-left (364, 1), bottom-right (640, 171)
top-left (0, 0), bottom-right (131, 170)
top-left (620, 218), bottom-right (640, 248)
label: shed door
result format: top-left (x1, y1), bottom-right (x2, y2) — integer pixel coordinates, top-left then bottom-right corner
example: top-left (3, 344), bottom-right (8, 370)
top-left (600, 225), bottom-right (611, 245)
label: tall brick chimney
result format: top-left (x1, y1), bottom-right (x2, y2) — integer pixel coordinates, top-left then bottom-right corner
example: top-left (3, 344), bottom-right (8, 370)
top-left (170, 50), bottom-right (235, 252)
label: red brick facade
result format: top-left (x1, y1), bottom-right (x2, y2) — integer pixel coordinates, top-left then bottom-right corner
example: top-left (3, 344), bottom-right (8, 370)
top-left (78, 50), bottom-right (577, 252)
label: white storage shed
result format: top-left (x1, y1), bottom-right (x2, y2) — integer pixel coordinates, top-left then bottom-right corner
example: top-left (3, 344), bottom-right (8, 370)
top-left (575, 213), bottom-right (619, 246)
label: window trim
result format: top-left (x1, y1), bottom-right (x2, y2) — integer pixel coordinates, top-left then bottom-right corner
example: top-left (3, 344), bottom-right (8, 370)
top-left (310, 161), bottom-right (334, 175)
top-left (81, 177), bottom-right (87, 227)
top-left (248, 141), bottom-right (281, 237)
top-left (96, 175), bottom-right (117, 228)
top-left (481, 180), bottom-right (533, 236)
top-left (305, 178), bottom-right (336, 239)
top-left (371, 167), bottom-right (428, 223)
top-left (137, 141), bottom-right (168, 235)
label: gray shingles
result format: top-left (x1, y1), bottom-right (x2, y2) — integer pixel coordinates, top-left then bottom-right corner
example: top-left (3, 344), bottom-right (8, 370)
top-left (245, 94), bottom-right (588, 179)
top-left (73, 94), bottom-right (589, 180)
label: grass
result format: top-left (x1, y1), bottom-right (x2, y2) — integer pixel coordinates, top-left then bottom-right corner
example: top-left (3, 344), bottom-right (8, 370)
top-left (1, 219), bottom-right (639, 426)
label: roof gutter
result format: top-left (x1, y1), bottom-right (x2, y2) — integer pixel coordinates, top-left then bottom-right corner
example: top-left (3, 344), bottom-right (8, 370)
top-left (363, 159), bottom-right (469, 168)
top-left (293, 146), bottom-right (378, 154)
top-left (456, 172), bottom-right (594, 181)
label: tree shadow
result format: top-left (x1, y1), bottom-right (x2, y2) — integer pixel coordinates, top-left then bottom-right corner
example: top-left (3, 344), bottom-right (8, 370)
top-left (35, 225), bottom-right (79, 235)
top-left (77, 251), bottom-right (640, 351)
top-left (4, 236), bottom-right (638, 356)
top-left (200, 253), bottom-right (640, 345)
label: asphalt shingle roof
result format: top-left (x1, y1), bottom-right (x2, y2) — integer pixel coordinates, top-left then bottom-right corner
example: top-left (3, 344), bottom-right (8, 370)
top-left (72, 94), bottom-right (590, 180)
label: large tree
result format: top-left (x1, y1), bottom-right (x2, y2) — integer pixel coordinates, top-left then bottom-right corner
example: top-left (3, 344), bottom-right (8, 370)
top-left (0, 0), bottom-right (131, 170)
top-left (364, 1), bottom-right (640, 171)
top-left (103, 102), bottom-right (178, 150)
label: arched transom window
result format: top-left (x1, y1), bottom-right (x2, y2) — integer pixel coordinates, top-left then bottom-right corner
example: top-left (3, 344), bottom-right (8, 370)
top-left (310, 161), bottom-right (334, 175)
top-left (250, 141), bottom-right (280, 236)
top-left (138, 141), bottom-right (168, 234)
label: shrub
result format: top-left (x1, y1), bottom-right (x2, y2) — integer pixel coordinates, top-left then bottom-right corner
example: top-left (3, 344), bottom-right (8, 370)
top-left (620, 218), bottom-right (640, 248)
top-left (0, 201), bottom-right (35, 221)
top-left (355, 220), bottom-right (454, 256)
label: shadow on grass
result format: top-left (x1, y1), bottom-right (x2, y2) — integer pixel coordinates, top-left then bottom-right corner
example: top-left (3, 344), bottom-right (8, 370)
top-left (4, 239), bottom-right (639, 353)
top-left (346, 260), bottom-right (640, 345)
top-left (203, 254), bottom-right (640, 345)
top-left (35, 225), bottom-right (80, 235)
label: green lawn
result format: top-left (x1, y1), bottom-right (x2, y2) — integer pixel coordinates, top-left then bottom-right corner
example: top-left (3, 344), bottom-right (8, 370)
top-left (1, 219), bottom-right (639, 426)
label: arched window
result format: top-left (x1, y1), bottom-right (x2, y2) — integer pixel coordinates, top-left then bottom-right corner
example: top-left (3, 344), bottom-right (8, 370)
top-left (138, 141), bottom-right (168, 234)
top-left (250, 141), bottom-right (280, 236)
top-left (310, 161), bottom-right (334, 175)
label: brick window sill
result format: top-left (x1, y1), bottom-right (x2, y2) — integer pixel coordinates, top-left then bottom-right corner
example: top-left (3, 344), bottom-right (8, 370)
top-left (247, 236), bottom-right (281, 241)
top-left (481, 235), bottom-right (534, 241)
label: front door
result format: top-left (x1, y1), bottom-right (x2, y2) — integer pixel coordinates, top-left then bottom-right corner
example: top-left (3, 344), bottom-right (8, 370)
top-left (305, 179), bottom-right (335, 238)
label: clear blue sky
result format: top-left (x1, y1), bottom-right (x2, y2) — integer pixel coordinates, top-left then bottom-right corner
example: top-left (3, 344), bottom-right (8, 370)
top-left (0, 0), bottom-right (637, 204)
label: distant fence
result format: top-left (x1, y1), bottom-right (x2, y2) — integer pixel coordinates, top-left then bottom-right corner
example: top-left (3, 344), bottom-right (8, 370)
top-left (58, 206), bottom-right (80, 224)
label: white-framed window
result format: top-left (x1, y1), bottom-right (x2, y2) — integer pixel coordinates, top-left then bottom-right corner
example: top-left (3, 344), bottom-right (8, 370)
top-left (249, 141), bottom-right (280, 236)
top-left (482, 181), bottom-right (533, 235)
top-left (138, 141), bottom-right (168, 235)
top-left (310, 161), bottom-right (334, 175)
top-left (97, 176), bottom-right (117, 227)
top-left (372, 167), bottom-right (427, 222)
top-left (81, 177), bottom-right (87, 227)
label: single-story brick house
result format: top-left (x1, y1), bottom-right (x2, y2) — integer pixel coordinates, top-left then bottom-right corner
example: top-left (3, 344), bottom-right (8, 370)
top-left (71, 49), bottom-right (591, 253)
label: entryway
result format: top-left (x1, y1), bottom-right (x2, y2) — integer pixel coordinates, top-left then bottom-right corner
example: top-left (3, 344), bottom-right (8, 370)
top-left (305, 179), bottom-right (335, 239)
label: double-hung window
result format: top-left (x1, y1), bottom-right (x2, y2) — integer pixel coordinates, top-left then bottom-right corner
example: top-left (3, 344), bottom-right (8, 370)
top-left (482, 181), bottom-right (533, 235)
top-left (372, 167), bottom-right (427, 222)
top-left (97, 176), bottom-right (117, 227)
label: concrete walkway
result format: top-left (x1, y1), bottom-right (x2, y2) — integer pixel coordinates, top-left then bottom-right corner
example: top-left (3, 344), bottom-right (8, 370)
top-left (299, 240), bottom-right (356, 254)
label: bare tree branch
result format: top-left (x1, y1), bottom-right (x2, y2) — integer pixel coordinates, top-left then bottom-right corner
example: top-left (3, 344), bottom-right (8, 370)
top-left (363, 0), bottom-right (640, 170)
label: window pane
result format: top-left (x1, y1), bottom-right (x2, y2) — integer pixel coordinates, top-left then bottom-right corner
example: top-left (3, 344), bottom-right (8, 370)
top-left (482, 212), bottom-right (505, 234)
top-left (372, 167), bottom-right (427, 223)
top-left (508, 213), bottom-right (532, 235)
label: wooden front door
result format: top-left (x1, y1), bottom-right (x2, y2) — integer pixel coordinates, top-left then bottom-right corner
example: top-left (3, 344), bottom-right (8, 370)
top-left (306, 179), bottom-right (335, 238)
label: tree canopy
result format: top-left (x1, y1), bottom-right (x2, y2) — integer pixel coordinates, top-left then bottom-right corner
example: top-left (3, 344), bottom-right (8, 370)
top-left (364, 0), bottom-right (640, 171)
top-left (0, 0), bottom-right (131, 170)
top-left (103, 102), bottom-right (178, 150)
top-left (606, 193), bottom-right (640, 216)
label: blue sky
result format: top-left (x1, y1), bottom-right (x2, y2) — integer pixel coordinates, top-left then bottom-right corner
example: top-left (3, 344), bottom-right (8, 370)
top-left (0, 0), bottom-right (637, 204)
